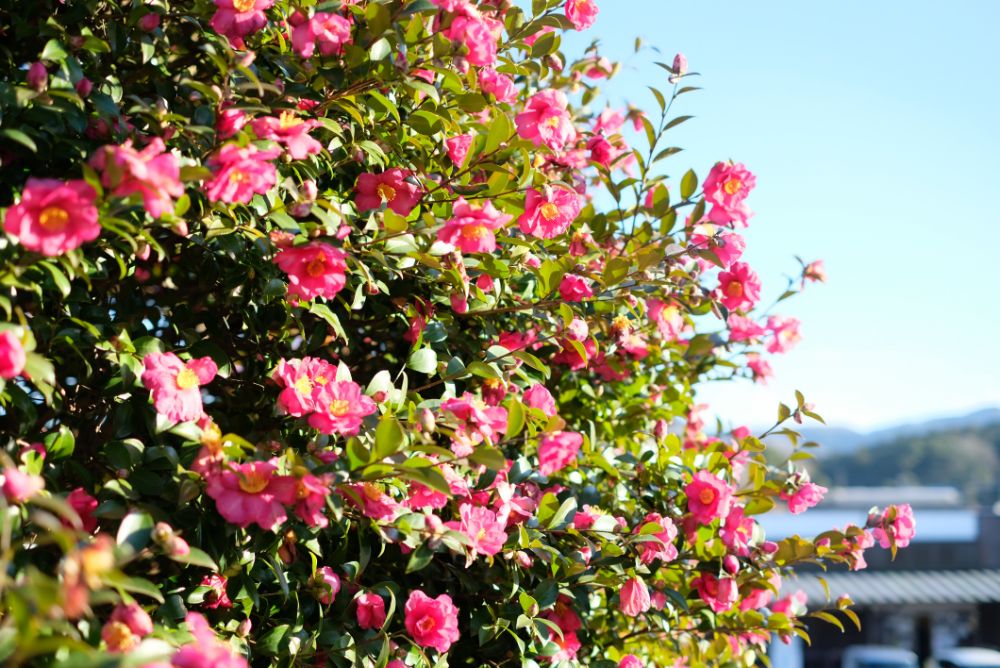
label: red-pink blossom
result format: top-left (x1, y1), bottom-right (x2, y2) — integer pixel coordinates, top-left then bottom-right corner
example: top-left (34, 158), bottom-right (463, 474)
top-left (518, 186), bottom-right (581, 239)
top-left (172, 612), bottom-right (248, 668)
top-left (766, 315), bottom-right (802, 354)
top-left (703, 161), bottom-right (756, 227)
top-left (684, 470), bottom-right (734, 525)
top-left (669, 52), bottom-right (688, 83)
top-left (781, 481), bottom-right (827, 514)
top-left (437, 198), bottom-right (511, 254)
top-left (564, 0), bottom-right (598, 30)
top-left (312, 566), bottom-right (341, 604)
top-left (205, 143), bottom-right (280, 204)
top-left (442, 392), bottom-right (508, 456)
top-left (26, 61), bottom-right (47, 91)
top-left (587, 134), bottom-right (615, 167)
top-left (141, 353), bottom-right (218, 423)
top-left (274, 241), bottom-right (348, 301)
top-left (292, 473), bottom-right (332, 528)
top-left (619, 576), bottom-right (650, 617)
top-left (251, 112), bottom-right (322, 160)
top-left (516, 90), bottom-right (575, 151)
top-left (740, 573), bottom-right (781, 611)
top-left (718, 262), bottom-right (761, 312)
top-left (770, 589), bottom-right (808, 617)
top-left (720, 505), bottom-right (755, 556)
top-left (634, 512), bottom-right (678, 564)
top-left (803, 259), bottom-right (827, 284)
top-left (727, 314), bottom-right (765, 342)
top-left (619, 655), bottom-right (643, 668)
top-left (450, 503), bottom-right (507, 557)
top-left (647, 299), bottom-right (687, 340)
top-left (307, 380), bottom-right (377, 436)
top-left (873, 503), bottom-right (916, 549)
top-left (522, 383), bottom-right (557, 417)
top-left (478, 67), bottom-right (517, 103)
top-left (537, 431), bottom-right (583, 476)
top-left (357, 592), bottom-right (387, 629)
top-left (111, 603), bottom-right (153, 638)
top-left (3, 178), bottom-right (100, 256)
top-left (442, 14), bottom-right (502, 67)
top-left (0, 331), bottom-right (26, 379)
top-left (355, 168), bottom-right (423, 216)
top-left (559, 274), bottom-right (593, 302)
top-left (92, 138), bottom-right (183, 219)
top-left (692, 573), bottom-right (738, 613)
top-left (341, 483), bottom-right (402, 521)
top-left (289, 11), bottom-right (352, 58)
top-left (204, 459), bottom-right (297, 530)
top-left (746, 353), bottom-right (773, 383)
top-left (138, 12), bottom-right (160, 32)
top-left (217, 107), bottom-right (249, 139)
top-left (272, 356), bottom-right (337, 416)
top-left (209, 0), bottom-right (274, 43)
top-left (445, 133), bottom-right (474, 166)
top-left (1, 468), bottom-right (44, 503)
top-left (199, 574), bottom-right (233, 609)
top-left (67, 487), bottom-right (99, 532)
top-left (404, 590), bottom-right (461, 653)
top-left (690, 223), bottom-right (745, 270)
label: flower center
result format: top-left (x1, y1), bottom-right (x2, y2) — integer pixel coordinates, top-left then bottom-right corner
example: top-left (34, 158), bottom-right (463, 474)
top-left (278, 110), bottom-right (302, 130)
top-left (38, 206), bottom-right (69, 230)
top-left (698, 488), bottom-right (717, 505)
top-left (238, 470), bottom-right (270, 494)
top-left (540, 202), bottom-right (560, 221)
top-left (363, 483), bottom-right (382, 501)
top-left (416, 615), bottom-right (437, 635)
top-left (296, 480), bottom-right (311, 500)
top-left (294, 376), bottom-right (314, 396)
top-left (476, 527), bottom-right (488, 541)
top-left (104, 621), bottom-right (137, 651)
top-left (305, 252), bottom-right (327, 277)
top-left (722, 177), bottom-right (742, 195)
top-left (232, 0), bottom-right (256, 12)
top-left (229, 169), bottom-right (250, 184)
top-left (376, 183), bottom-right (397, 202)
top-left (175, 367), bottom-right (200, 390)
top-left (314, 374), bottom-right (329, 386)
top-left (543, 115), bottom-right (562, 129)
top-left (460, 224), bottom-right (489, 241)
top-left (329, 399), bottom-right (350, 416)
top-left (725, 282), bottom-right (744, 298)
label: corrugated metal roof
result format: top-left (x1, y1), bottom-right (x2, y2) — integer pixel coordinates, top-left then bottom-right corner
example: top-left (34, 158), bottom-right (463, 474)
top-left (791, 570), bottom-right (1000, 606)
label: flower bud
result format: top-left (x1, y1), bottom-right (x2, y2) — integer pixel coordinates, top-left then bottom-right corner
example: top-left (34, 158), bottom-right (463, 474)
top-left (723, 554), bottom-right (740, 574)
top-left (75, 78), bottom-right (93, 98)
top-left (138, 12), bottom-right (160, 32)
top-left (27, 62), bottom-right (48, 91)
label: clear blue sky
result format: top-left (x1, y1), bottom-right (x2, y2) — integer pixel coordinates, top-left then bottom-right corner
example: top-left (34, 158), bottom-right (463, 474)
top-left (560, 1), bottom-right (1000, 430)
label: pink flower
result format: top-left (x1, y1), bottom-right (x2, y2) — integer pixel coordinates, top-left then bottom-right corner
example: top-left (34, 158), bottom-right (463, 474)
top-left (141, 353), bottom-right (218, 423)
top-left (647, 299), bottom-right (687, 340)
top-left (341, 483), bottom-right (401, 521)
top-left (558, 274), bottom-right (593, 302)
top-left (289, 11), bottom-right (352, 58)
top-left (634, 512), bottom-right (678, 564)
top-left (537, 431), bottom-right (583, 476)
top-left (209, 0), bottom-right (274, 43)
top-left (3, 178), bottom-right (100, 256)
top-left (138, 12), bottom-right (160, 32)
top-left (584, 56), bottom-right (613, 79)
top-left (204, 143), bottom-right (280, 204)
top-left (312, 566), bottom-right (341, 604)
top-left (455, 503), bottom-right (507, 557)
top-left (204, 459), bottom-right (298, 530)
top-left (1, 468), bottom-right (44, 503)
top-left (111, 603), bottom-right (153, 637)
top-left (446, 133), bottom-right (474, 166)
top-left (746, 353), bottom-right (773, 383)
top-left (92, 139), bottom-right (183, 219)
top-left (669, 53), bottom-right (688, 83)
top-left (781, 481), bottom-right (827, 514)
top-left (718, 262), bottom-right (761, 312)
top-left (478, 67), bottom-right (517, 103)
top-left (307, 380), bottom-right (377, 436)
top-left (199, 574), bottom-right (233, 610)
top-left (26, 61), bottom-right (48, 91)
top-left (619, 576), bottom-right (650, 617)
top-left (0, 331), bottom-right (26, 379)
top-left (565, 0), bottom-right (598, 30)
top-left (549, 631), bottom-right (581, 662)
top-left (67, 488), bottom-right (99, 532)
top-left (727, 314), bottom-right (765, 342)
top-left (587, 135), bottom-right (615, 167)
top-left (689, 223), bottom-right (745, 270)
top-left (274, 241), bottom-right (348, 301)
top-left (217, 107), bottom-right (249, 139)
top-left (437, 198), bottom-right (511, 254)
top-left (272, 356), bottom-right (337, 416)
top-left (522, 383), bottom-right (557, 417)
top-left (770, 590), bottom-right (808, 617)
top-left (720, 505), bottom-right (755, 556)
top-left (803, 259), bottom-right (827, 284)
top-left (404, 590), bottom-right (461, 653)
top-left (873, 503), bottom-right (916, 549)
top-left (518, 187), bottom-right (581, 239)
top-left (516, 90), bottom-right (575, 151)
top-left (171, 612), bottom-right (248, 668)
top-left (619, 655), bottom-right (643, 668)
top-left (842, 527), bottom-right (876, 570)
top-left (441, 392), bottom-right (508, 455)
top-left (703, 161), bottom-right (756, 227)
top-left (685, 470), bottom-right (734, 525)
top-left (355, 168), bottom-right (423, 216)
top-left (740, 573), bottom-right (781, 611)
top-left (357, 592), bottom-right (387, 629)
top-left (766, 315), bottom-right (801, 354)
top-left (251, 112), bottom-right (322, 160)
top-left (442, 14), bottom-right (502, 67)
top-left (292, 473), bottom-right (332, 528)
top-left (692, 573), bottom-right (738, 613)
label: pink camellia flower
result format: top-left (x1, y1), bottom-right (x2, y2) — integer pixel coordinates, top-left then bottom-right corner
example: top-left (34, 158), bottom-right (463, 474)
top-left (437, 198), bottom-right (511, 254)
top-left (199, 574), bottom-right (233, 609)
top-left (357, 592), bottom-right (387, 629)
top-left (272, 356), bottom-right (336, 416)
top-left (0, 331), bottom-right (26, 379)
top-left (703, 161), bottom-right (756, 227)
top-left (111, 603), bottom-right (153, 638)
top-left (746, 353), bottom-right (773, 383)
top-left (558, 274), bottom-right (593, 302)
top-left (587, 134), bottom-right (615, 167)
top-left (727, 314), bottom-right (765, 342)
top-left (522, 383), bottom-right (557, 417)
top-left (91, 138), bottom-right (183, 219)
top-left (584, 56), bottom-right (613, 79)
top-left (685, 470), bottom-right (734, 525)
top-left (138, 12), bottom-right (161, 32)
top-left (537, 431), bottom-right (583, 476)
top-left (669, 52), bottom-right (688, 83)
top-left (478, 67), bottom-right (517, 103)
top-left (720, 505), bottom-right (755, 556)
top-left (75, 77), bottom-right (93, 98)
top-left (3, 178), bottom-right (100, 256)
top-left (1, 468), bottom-right (44, 503)
top-left (204, 459), bottom-right (298, 530)
top-left (564, 0), bottom-right (598, 30)
top-left (307, 380), bottom-right (377, 436)
top-left (312, 566), bottom-right (341, 604)
top-left (445, 133), bottom-right (474, 166)
top-left (404, 590), bottom-right (461, 653)
top-left (516, 90), bottom-right (575, 151)
top-left (619, 576), bottom-right (651, 617)
top-left (204, 143), bottom-right (280, 204)
top-left (292, 473), bottom-right (332, 528)
top-left (27, 61), bottom-right (48, 91)
top-left (770, 589), bottom-right (808, 617)
top-left (619, 655), bottom-right (643, 668)
top-left (172, 612), bottom-right (248, 668)
top-left (453, 503), bottom-right (507, 557)
top-left (102, 620), bottom-right (139, 653)
top-left (692, 573), bottom-right (739, 613)
top-left (289, 11), bottom-right (353, 58)
top-left (803, 259), bottom-right (827, 284)
top-left (740, 573), bottom-right (782, 611)
top-left (355, 168), bottom-right (423, 216)
top-left (67, 487), bottom-right (99, 532)
top-left (689, 223), bottom-right (745, 270)
top-left (274, 241), bottom-right (348, 301)
top-left (209, 0), bottom-right (274, 43)
top-left (518, 187), bottom-right (581, 239)
top-left (718, 262), bottom-right (761, 312)
top-left (873, 503), bottom-right (917, 549)
top-left (341, 482), bottom-right (401, 521)
top-left (765, 315), bottom-right (802, 354)
top-left (842, 527), bottom-right (876, 570)
top-left (217, 107), bottom-right (249, 139)
top-left (647, 299), bottom-right (687, 341)
top-left (441, 392), bottom-right (508, 456)
top-left (634, 512), bottom-right (678, 564)
top-left (442, 14), bottom-right (502, 67)
top-left (141, 353), bottom-right (218, 423)
top-left (251, 112), bottom-right (322, 160)
top-left (781, 481), bottom-right (828, 514)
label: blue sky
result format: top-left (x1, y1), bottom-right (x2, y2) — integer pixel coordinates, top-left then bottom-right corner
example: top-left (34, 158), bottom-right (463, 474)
top-left (560, 1), bottom-right (1000, 430)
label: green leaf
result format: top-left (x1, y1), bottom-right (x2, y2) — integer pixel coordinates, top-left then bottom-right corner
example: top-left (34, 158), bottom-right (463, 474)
top-left (169, 547), bottom-right (218, 571)
top-left (680, 169), bottom-right (698, 200)
top-left (117, 509), bottom-right (154, 553)
top-left (43, 425), bottom-right (75, 459)
top-left (406, 543), bottom-right (435, 573)
top-left (0, 129), bottom-right (37, 153)
top-left (469, 446), bottom-right (506, 470)
top-left (40, 39), bottom-right (69, 61)
top-left (373, 414), bottom-right (406, 460)
top-left (407, 347), bottom-right (438, 374)
top-left (369, 38), bottom-right (391, 61)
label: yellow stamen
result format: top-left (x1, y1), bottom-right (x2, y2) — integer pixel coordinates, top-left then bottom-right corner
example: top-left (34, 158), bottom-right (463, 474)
top-left (329, 399), bottom-right (350, 416)
top-left (278, 110), bottom-right (302, 130)
top-left (698, 488), bottom-right (716, 504)
top-left (722, 177), bottom-right (742, 195)
top-left (176, 367), bottom-right (200, 390)
top-left (38, 206), bottom-right (69, 230)
top-left (540, 202), bottom-right (560, 221)
top-left (305, 252), bottom-right (327, 277)
top-left (238, 470), bottom-right (270, 494)
top-left (376, 183), bottom-right (397, 202)
top-left (232, 0), bottom-right (256, 12)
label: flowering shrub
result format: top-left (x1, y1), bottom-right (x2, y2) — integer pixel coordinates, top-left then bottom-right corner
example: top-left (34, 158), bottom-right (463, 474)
top-left (0, 0), bottom-right (913, 666)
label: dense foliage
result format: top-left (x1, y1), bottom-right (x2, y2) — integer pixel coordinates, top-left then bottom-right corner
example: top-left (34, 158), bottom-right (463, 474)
top-left (0, 0), bottom-right (915, 666)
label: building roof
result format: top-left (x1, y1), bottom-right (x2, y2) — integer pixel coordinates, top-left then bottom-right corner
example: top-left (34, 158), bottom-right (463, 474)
top-left (791, 570), bottom-right (1000, 606)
